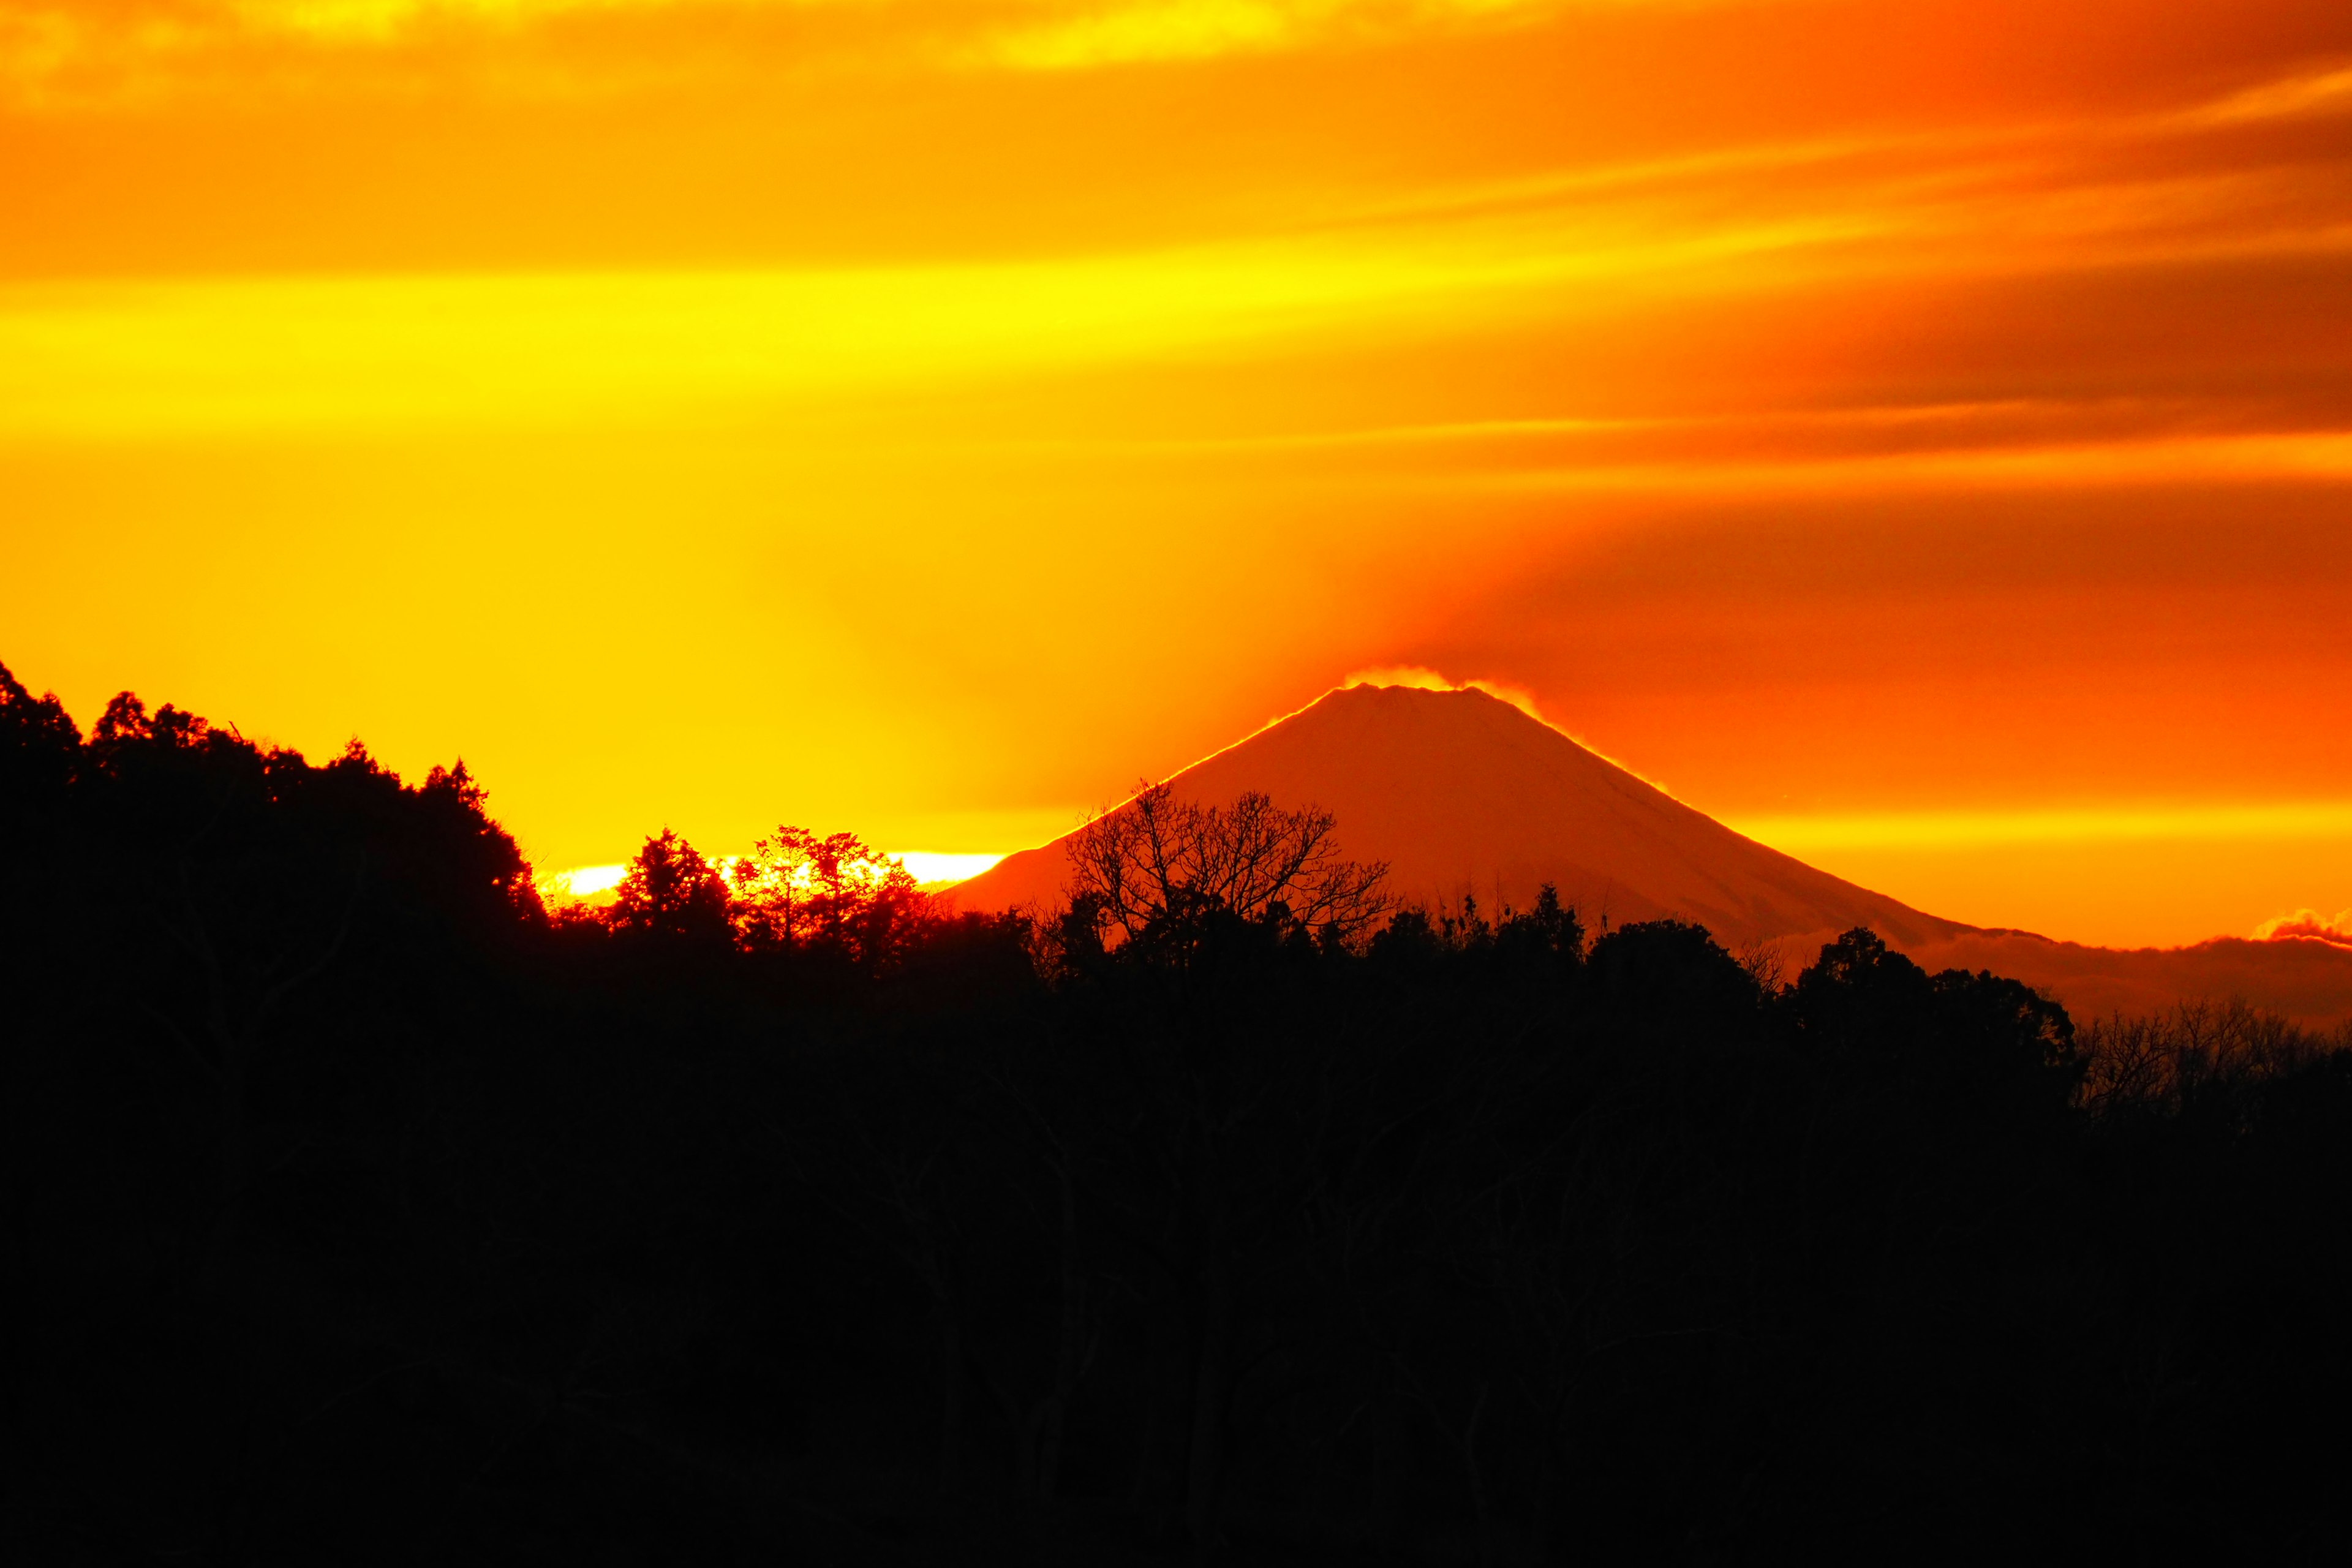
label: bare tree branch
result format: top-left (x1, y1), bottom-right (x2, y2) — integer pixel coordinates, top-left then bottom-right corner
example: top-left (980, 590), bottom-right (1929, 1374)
top-left (1063, 782), bottom-right (1391, 946)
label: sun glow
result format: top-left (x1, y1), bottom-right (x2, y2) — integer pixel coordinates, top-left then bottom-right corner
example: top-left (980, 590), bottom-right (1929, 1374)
top-left (536, 862), bottom-right (627, 903)
top-left (895, 851), bottom-right (1008, 886)
top-left (534, 849), bottom-right (1007, 907)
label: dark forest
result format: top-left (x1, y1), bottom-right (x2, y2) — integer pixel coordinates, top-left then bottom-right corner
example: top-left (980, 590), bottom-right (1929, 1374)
top-left (7, 660), bottom-right (2352, 1564)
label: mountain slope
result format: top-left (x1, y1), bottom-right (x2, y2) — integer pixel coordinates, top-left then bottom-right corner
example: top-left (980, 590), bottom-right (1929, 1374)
top-left (951, 684), bottom-right (1968, 948)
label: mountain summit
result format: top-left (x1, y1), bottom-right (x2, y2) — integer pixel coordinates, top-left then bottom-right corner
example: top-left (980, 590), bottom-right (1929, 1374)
top-left (952, 684), bottom-right (1966, 949)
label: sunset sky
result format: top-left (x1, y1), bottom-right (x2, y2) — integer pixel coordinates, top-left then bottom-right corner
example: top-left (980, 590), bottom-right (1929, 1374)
top-left (6, 0), bottom-right (2351, 948)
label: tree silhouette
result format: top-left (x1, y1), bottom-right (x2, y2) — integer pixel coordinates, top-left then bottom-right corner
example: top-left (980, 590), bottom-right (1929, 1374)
top-left (13, 655), bottom-right (2352, 1562)
top-left (1064, 780), bottom-right (1390, 949)
top-left (606, 827), bottom-right (731, 943)
top-left (729, 824), bottom-right (925, 962)
top-left (0, 658), bottom-right (77, 804)
top-left (730, 823), bottom-right (820, 948)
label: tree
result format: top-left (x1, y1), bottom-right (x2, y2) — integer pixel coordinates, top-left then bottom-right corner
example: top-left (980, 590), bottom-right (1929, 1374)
top-left (730, 825), bottom-right (820, 948)
top-left (0, 658), bottom-right (78, 810)
top-left (1063, 782), bottom-right (1390, 948)
top-left (607, 829), bottom-right (731, 944)
top-left (730, 825), bottom-right (925, 962)
top-left (809, 829), bottom-right (921, 954)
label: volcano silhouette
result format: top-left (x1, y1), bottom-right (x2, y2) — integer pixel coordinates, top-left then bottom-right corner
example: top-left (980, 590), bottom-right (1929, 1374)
top-left (952, 684), bottom-right (1967, 948)
top-left (951, 682), bottom-right (2352, 1022)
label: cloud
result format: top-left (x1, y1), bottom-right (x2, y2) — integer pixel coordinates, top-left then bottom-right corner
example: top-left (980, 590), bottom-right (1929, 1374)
top-left (1341, 664), bottom-right (1546, 719)
top-left (0, 0), bottom-right (1638, 115)
top-left (246, 0), bottom-right (1568, 65)
top-left (0, 237), bottom-right (1588, 437)
top-left (2254, 908), bottom-right (2352, 946)
top-left (980, 0), bottom-right (1558, 71)
top-left (1338, 666), bottom-right (1687, 795)
top-left (985, 0), bottom-right (1308, 69)
top-left (238, 0), bottom-right (832, 40)
top-left (0, 0), bottom-right (1563, 105)
top-left (242, 1), bottom-right (606, 37)
top-left (2179, 62), bottom-right (2352, 127)
top-left (0, 0), bottom-right (853, 107)
top-left (1743, 807), bottom-right (2352, 854)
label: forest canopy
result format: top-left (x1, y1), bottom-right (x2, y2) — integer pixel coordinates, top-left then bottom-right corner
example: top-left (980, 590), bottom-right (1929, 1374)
top-left (7, 661), bottom-right (2352, 1564)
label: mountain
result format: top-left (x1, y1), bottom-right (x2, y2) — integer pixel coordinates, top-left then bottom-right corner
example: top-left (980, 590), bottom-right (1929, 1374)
top-left (952, 684), bottom-right (1966, 949)
top-left (1902, 928), bottom-right (2352, 1024)
top-left (950, 682), bottom-right (2352, 1023)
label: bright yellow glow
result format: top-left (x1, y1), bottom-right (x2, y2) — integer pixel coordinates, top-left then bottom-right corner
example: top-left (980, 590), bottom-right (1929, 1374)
top-left (987, 0), bottom-right (1308, 69)
top-left (1495, 432), bottom-right (2352, 496)
top-left (538, 862), bottom-right (627, 901)
top-left (246, 0), bottom-right (522, 36)
top-left (4, 0), bottom-right (1578, 96)
top-left (982, 0), bottom-right (1561, 70)
top-left (538, 850), bottom-right (1006, 905)
top-left (1734, 804), bottom-right (2352, 853)
top-left (1722, 809), bottom-right (2352, 949)
top-left (245, 0), bottom-right (676, 36)
top-left (0, 246), bottom-right (1574, 439)
top-left (895, 851), bottom-right (1008, 885)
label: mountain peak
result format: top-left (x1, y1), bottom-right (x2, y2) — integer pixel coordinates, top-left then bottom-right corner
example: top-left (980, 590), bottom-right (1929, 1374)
top-left (951, 682), bottom-right (1966, 948)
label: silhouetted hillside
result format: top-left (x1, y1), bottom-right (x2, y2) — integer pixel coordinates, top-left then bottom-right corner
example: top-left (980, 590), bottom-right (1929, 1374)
top-left (1914, 927), bottom-right (2352, 1025)
top-left (10, 658), bottom-right (2352, 1563)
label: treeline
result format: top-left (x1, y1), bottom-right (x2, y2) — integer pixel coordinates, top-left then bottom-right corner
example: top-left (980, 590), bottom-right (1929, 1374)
top-left (7, 664), bottom-right (2352, 1563)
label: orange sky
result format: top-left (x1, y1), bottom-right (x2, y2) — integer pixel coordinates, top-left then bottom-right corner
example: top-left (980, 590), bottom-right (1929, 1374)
top-left (5, 0), bottom-right (2352, 948)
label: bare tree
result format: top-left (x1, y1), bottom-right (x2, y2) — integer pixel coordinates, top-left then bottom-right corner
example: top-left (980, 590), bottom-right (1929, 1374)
top-left (1063, 782), bottom-right (1390, 945)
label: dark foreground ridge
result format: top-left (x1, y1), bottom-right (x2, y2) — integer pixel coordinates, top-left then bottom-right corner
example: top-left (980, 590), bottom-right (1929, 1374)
top-left (8, 661), bottom-right (2352, 1562)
